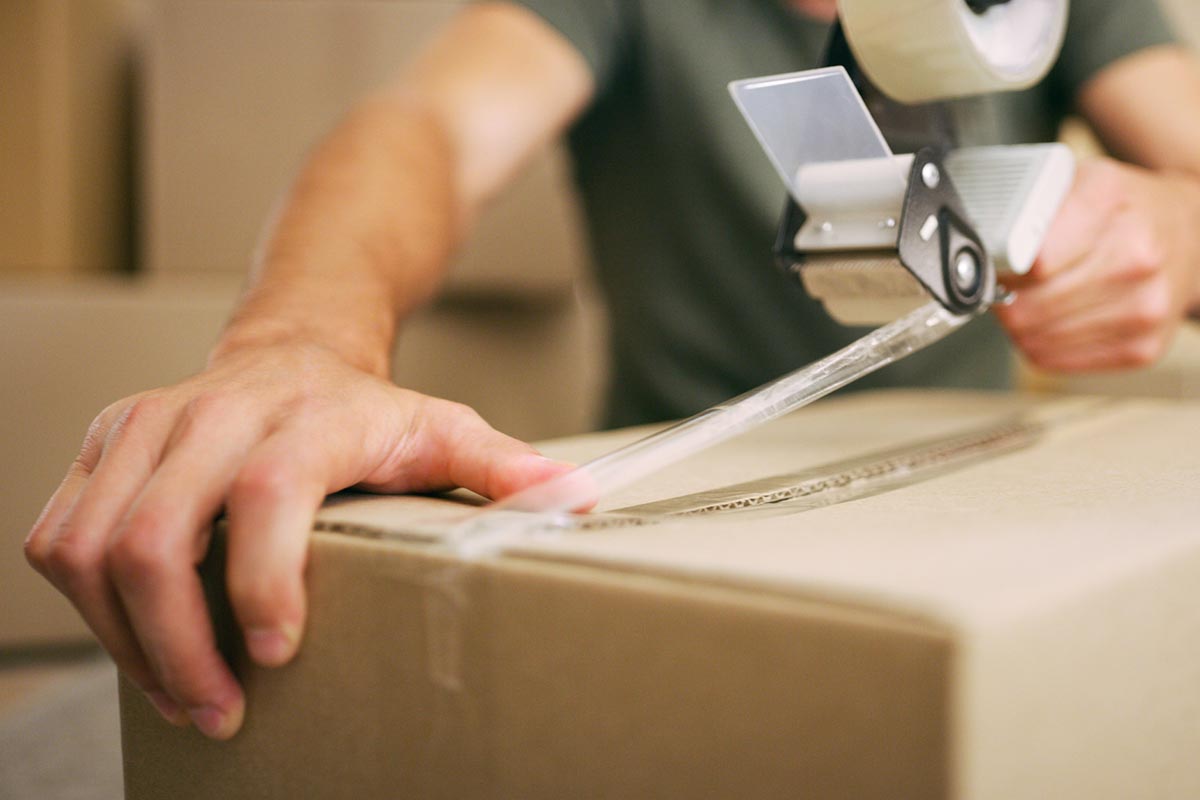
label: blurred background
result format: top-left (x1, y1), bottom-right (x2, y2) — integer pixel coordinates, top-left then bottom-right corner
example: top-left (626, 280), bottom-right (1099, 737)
top-left (1, 1), bottom-right (1198, 797)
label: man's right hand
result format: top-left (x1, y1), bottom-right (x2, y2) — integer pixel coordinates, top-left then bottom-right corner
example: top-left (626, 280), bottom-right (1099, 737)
top-left (25, 0), bottom-right (595, 741)
top-left (23, 340), bottom-right (572, 740)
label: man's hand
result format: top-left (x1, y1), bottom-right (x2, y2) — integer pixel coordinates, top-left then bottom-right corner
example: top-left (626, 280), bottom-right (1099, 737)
top-left (23, 341), bottom-right (572, 740)
top-left (995, 157), bottom-right (1200, 371)
top-left (22, 1), bottom-right (593, 742)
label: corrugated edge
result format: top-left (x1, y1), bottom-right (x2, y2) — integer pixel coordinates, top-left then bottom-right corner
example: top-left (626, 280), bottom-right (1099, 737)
top-left (309, 398), bottom-right (1119, 629)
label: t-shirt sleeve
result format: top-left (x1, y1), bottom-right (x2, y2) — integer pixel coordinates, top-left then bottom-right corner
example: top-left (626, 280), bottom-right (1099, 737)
top-left (487, 0), bottom-right (634, 94)
top-left (1053, 0), bottom-right (1180, 100)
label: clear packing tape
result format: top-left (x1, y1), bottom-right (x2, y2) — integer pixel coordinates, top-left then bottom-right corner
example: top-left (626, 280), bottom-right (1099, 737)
top-left (441, 300), bottom-right (973, 557)
top-left (409, 300), bottom-right (978, 713)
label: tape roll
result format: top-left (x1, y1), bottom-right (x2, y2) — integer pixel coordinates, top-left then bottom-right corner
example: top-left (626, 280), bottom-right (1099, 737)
top-left (838, 0), bottom-right (1069, 104)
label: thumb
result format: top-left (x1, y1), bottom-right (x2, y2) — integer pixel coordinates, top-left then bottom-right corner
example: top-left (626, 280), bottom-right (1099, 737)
top-left (380, 397), bottom-right (575, 500)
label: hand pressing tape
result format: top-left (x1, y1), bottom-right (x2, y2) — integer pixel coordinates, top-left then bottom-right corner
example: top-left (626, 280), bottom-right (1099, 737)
top-left (838, 0), bottom-right (1069, 104)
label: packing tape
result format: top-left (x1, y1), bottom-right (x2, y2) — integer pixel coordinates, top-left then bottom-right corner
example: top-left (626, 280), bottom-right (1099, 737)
top-left (386, 300), bottom-right (978, 712)
top-left (838, 0), bottom-right (1069, 104)
top-left (449, 300), bottom-right (976, 540)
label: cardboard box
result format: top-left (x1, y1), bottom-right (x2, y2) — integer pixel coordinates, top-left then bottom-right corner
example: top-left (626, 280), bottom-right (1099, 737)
top-left (141, 0), bottom-right (590, 298)
top-left (121, 390), bottom-right (1200, 799)
top-left (0, 276), bottom-right (602, 647)
top-left (0, 0), bottom-right (135, 275)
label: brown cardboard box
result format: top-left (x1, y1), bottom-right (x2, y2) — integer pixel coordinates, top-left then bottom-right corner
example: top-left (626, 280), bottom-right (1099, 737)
top-left (121, 390), bottom-right (1200, 799)
top-left (0, 276), bottom-right (602, 647)
top-left (141, 0), bottom-right (590, 298)
top-left (0, 0), bottom-right (136, 275)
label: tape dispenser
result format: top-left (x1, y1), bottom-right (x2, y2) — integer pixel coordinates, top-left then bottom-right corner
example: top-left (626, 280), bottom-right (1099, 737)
top-left (420, 1), bottom-right (1085, 528)
top-left (731, 0), bottom-right (1076, 325)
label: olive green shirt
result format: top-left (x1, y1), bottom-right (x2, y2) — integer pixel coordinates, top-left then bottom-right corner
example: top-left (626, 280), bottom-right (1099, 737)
top-left (502, 0), bottom-right (1177, 427)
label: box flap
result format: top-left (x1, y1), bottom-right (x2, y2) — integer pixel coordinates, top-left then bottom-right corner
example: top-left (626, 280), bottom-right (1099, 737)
top-left (315, 390), bottom-right (1200, 630)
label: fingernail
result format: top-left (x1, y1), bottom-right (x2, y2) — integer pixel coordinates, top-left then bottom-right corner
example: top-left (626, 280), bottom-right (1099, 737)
top-left (188, 703), bottom-right (242, 740)
top-left (524, 454), bottom-right (576, 474)
top-left (246, 624), bottom-right (300, 667)
top-left (146, 691), bottom-right (188, 726)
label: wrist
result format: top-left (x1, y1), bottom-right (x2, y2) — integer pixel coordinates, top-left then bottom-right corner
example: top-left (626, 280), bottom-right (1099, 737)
top-left (1161, 170), bottom-right (1200, 316)
top-left (210, 322), bottom-right (393, 378)
top-left (210, 279), bottom-right (396, 378)
top-left (1187, 192), bottom-right (1200, 317)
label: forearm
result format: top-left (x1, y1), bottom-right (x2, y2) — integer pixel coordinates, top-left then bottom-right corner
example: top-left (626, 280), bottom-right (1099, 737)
top-left (212, 2), bottom-right (593, 378)
top-left (1078, 46), bottom-right (1200, 318)
top-left (212, 95), bottom-right (464, 378)
top-left (1178, 175), bottom-right (1200, 319)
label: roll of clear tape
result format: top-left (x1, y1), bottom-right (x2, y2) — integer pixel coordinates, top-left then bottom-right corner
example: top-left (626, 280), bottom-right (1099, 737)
top-left (838, 0), bottom-right (1069, 104)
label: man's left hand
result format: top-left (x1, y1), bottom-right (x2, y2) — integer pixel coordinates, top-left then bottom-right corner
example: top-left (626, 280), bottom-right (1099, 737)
top-left (996, 157), bottom-right (1200, 372)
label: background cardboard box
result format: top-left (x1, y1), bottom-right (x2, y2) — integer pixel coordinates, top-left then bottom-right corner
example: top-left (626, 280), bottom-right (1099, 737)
top-left (0, 0), bottom-right (136, 275)
top-left (122, 390), bottom-right (1200, 800)
top-left (0, 279), bottom-right (242, 646)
